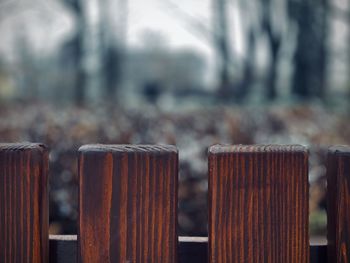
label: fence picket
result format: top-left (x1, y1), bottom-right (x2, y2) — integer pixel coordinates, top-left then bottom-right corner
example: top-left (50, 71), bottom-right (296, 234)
top-left (327, 146), bottom-right (350, 263)
top-left (1, 143), bottom-right (344, 262)
top-left (0, 143), bottom-right (49, 263)
top-left (208, 145), bottom-right (309, 263)
top-left (78, 144), bottom-right (178, 263)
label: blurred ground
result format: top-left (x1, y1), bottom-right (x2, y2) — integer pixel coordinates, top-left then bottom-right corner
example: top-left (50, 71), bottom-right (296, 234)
top-left (1, 102), bottom-right (348, 236)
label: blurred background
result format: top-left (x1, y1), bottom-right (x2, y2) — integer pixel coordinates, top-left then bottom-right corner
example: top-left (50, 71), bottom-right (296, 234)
top-left (0, 0), bottom-right (349, 238)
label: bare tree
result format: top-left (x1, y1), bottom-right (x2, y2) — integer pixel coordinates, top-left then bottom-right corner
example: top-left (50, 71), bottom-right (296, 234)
top-left (212, 0), bottom-right (232, 98)
top-left (238, 28), bottom-right (256, 100)
top-left (288, 0), bottom-right (329, 99)
top-left (235, 0), bottom-right (258, 100)
top-left (62, 0), bottom-right (87, 105)
top-left (98, 0), bottom-right (127, 103)
top-left (166, 0), bottom-right (239, 99)
top-left (260, 0), bottom-right (283, 100)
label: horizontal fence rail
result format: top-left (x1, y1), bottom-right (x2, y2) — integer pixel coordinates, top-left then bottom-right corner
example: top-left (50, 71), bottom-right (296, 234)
top-left (0, 143), bottom-right (349, 263)
top-left (49, 235), bottom-right (328, 263)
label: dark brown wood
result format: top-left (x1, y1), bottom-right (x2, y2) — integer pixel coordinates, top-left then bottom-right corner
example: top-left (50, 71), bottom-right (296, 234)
top-left (178, 236), bottom-right (208, 263)
top-left (327, 146), bottom-right (350, 263)
top-left (50, 235), bottom-right (77, 263)
top-left (208, 145), bottom-right (309, 263)
top-left (0, 143), bottom-right (49, 263)
top-left (78, 144), bottom-right (178, 263)
top-left (49, 235), bottom-right (327, 263)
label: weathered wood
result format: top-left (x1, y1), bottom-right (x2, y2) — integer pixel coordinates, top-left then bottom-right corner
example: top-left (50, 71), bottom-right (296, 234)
top-left (208, 145), bottom-right (309, 263)
top-left (49, 235), bottom-right (327, 263)
top-left (0, 143), bottom-right (49, 263)
top-left (327, 146), bottom-right (350, 263)
top-left (78, 144), bottom-right (178, 263)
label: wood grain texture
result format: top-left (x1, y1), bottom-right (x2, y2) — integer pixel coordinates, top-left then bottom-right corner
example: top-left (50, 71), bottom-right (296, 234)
top-left (327, 146), bottom-right (350, 263)
top-left (78, 144), bottom-right (178, 263)
top-left (0, 143), bottom-right (49, 263)
top-left (208, 145), bottom-right (309, 263)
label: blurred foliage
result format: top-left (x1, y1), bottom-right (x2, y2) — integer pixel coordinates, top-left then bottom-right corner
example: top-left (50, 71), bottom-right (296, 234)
top-left (1, 102), bottom-right (348, 236)
top-left (310, 210), bottom-right (327, 236)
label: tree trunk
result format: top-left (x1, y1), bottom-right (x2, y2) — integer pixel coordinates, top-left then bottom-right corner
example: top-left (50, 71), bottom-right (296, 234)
top-left (238, 28), bottom-right (256, 100)
top-left (213, 0), bottom-right (232, 98)
top-left (99, 0), bottom-right (127, 103)
top-left (73, 26), bottom-right (86, 106)
top-left (291, 1), bottom-right (312, 99)
top-left (261, 0), bottom-right (282, 101)
top-left (266, 49), bottom-right (278, 100)
top-left (101, 44), bottom-right (121, 102)
top-left (314, 0), bottom-right (328, 100)
top-left (290, 0), bottom-right (328, 100)
top-left (62, 0), bottom-right (87, 106)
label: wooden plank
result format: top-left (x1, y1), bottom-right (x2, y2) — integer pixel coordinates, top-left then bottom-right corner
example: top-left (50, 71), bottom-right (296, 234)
top-left (208, 145), bottom-right (309, 263)
top-left (78, 144), bottom-right (178, 263)
top-left (327, 146), bottom-right (350, 262)
top-left (49, 235), bottom-right (327, 263)
top-left (178, 236), bottom-right (208, 263)
top-left (0, 143), bottom-right (49, 263)
top-left (310, 238), bottom-right (327, 263)
top-left (49, 235), bottom-right (76, 263)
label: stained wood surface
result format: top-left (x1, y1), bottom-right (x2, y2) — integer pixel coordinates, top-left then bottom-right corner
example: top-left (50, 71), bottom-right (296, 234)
top-left (78, 144), bottom-right (178, 263)
top-left (208, 145), bottom-right (309, 263)
top-left (327, 146), bottom-right (350, 263)
top-left (0, 143), bottom-right (49, 263)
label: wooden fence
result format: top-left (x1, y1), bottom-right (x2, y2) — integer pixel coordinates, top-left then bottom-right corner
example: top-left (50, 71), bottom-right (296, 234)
top-left (0, 143), bottom-right (348, 263)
